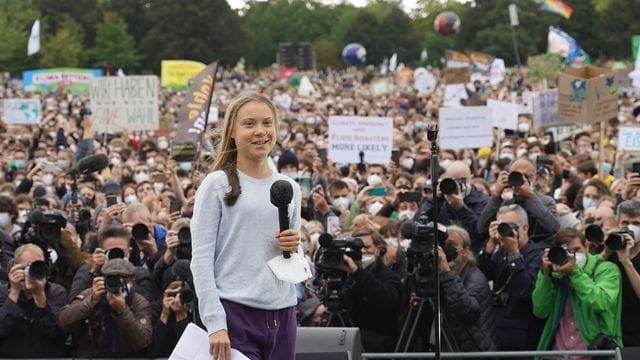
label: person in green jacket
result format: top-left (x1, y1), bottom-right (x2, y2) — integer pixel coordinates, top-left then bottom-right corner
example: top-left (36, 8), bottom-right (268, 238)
top-left (532, 228), bottom-right (622, 358)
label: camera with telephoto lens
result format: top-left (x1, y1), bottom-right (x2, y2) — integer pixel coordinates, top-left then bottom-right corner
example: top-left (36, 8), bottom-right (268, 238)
top-left (548, 244), bottom-right (575, 266)
top-left (585, 224), bottom-right (605, 244)
top-left (131, 223), bottom-right (150, 241)
top-left (497, 222), bottom-right (519, 238)
top-left (106, 247), bottom-right (125, 260)
top-left (176, 227), bottom-right (192, 260)
top-left (605, 228), bottom-right (634, 251)
top-left (105, 275), bottom-right (127, 294)
top-left (440, 177), bottom-right (470, 196)
top-left (14, 209), bottom-right (65, 256)
top-left (22, 260), bottom-right (47, 280)
top-left (168, 287), bottom-right (194, 305)
top-left (508, 171), bottom-right (525, 187)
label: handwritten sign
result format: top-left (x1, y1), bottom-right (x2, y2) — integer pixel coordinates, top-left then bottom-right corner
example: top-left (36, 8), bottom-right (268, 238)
top-left (487, 99), bottom-right (519, 130)
top-left (3, 99), bottom-right (41, 124)
top-left (619, 127), bottom-right (640, 150)
top-left (90, 76), bottom-right (159, 133)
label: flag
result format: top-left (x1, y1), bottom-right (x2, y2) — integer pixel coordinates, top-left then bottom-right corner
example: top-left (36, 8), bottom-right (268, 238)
top-left (539, 0), bottom-right (573, 19)
top-left (420, 49), bottom-right (428, 64)
top-left (116, 68), bottom-right (126, 77)
top-left (27, 20), bottom-right (40, 56)
top-left (389, 53), bottom-right (398, 73)
top-left (173, 62), bottom-right (218, 162)
top-left (630, 41), bottom-right (640, 87)
top-left (548, 27), bottom-right (590, 64)
top-left (278, 65), bottom-right (296, 80)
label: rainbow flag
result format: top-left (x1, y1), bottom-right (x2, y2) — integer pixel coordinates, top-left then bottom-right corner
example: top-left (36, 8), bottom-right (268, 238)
top-left (539, 0), bottom-right (573, 19)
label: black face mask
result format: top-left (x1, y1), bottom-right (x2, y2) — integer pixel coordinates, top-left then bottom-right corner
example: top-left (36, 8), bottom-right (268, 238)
top-left (415, 159), bottom-right (431, 173)
top-left (443, 245), bottom-right (459, 262)
top-left (122, 176), bottom-right (134, 184)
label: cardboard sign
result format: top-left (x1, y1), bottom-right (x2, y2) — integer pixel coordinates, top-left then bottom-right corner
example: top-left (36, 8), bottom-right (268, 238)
top-left (370, 79), bottom-right (393, 96)
top-left (619, 127), bottom-right (640, 151)
top-left (444, 67), bottom-right (471, 84)
top-left (328, 116), bottom-right (393, 165)
top-left (90, 76), bottom-right (159, 133)
top-left (487, 99), bottom-right (519, 130)
top-left (557, 65), bottom-right (618, 124)
top-left (533, 90), bottom-right (566, 128)
top-left (439, 106), bottom-right (493, 150)
top-left (3, 99), bottom-right (41, 124)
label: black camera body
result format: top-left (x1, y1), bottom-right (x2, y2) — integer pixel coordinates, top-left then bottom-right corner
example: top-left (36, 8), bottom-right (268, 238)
top-left (605, 229), bottom-right (633, 251)
top-left (23, 260), bottom-right (47, 280)
top-left (402, 219), bottom-right (448, 298)
top-left (548, 244), bottom-right (575, 266)
top-left (14, 209), bottom-right (65, 252)
top-left (106, 247), bottom-right (125, 260)
top-left (585, 224), bottom-right (605, 244)
top-left (104, 275), bottom-right (127, 294)
top-left (440, 177), bottom-right (469, 196)
top-left (508, 171), bottom-right (525, 187)
top-left (316, 236), bottom-right (363, 271)
top-left (131, 223), bottom-right (150, 241)
top-left (168, 287), bottom-right (195, 305)
top-left (497, 222), bottom-right (519, 238)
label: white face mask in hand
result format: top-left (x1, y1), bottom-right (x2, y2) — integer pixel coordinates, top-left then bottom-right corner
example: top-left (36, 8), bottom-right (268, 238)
top-left (368, 202), bottom-right (384, 216)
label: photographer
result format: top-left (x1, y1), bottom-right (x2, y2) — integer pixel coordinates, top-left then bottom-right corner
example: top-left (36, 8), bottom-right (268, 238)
top-left (0, 244), bottom-right (67, 357)
top-left (533, 228), bottom-right (622, 354)
top-left (147, 259), bottom-right (195, 357)
top-left (601, 200), bottom-right (640, 346)
top-left (68, 225), bottom-right (157, 303)
top-left (478, 158), bottom-right (560, 245)
top-left (57, 258), bottom-right (152, 357)
top-left (123, 204), bottom-right (167, 270)
top-left (417, 161), bottom-right (489, 252)
top-left (437, 225), bottom-right (497, 352)
top-left (152, 218), bottom-right (192, 290)
top-left (478, 204), bottom-right (546, 351)
top-left (342, 227), bottom-right (402, 352)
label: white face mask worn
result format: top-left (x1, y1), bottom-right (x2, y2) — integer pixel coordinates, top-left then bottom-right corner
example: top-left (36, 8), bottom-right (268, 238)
top-left (575, 252), bottom-right (587, 269)
top-left (397, 210), bottom-right (415, 220)
top-left (367, 175), bottom-right (383, 186)
top-left (368, 202), bottom-right (384, 216)
top-left (0, 212), bottom-right (10, 227)
top-left (332, 197), bottom-right (350, 211)
top-left (361, 254), bottom-right (376, 269)
top-left (401, 158), bottom-right (414, 170)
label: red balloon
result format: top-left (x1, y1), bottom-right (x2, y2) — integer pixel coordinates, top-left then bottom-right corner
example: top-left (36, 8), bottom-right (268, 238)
top-left (434, 11), bottom-right (461, 36)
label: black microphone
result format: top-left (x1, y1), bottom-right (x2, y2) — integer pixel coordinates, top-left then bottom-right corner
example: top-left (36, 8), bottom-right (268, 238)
top-left (72, 154), bottom-right (109, 175)
top-left (270, 180), bottom-right (294, 259)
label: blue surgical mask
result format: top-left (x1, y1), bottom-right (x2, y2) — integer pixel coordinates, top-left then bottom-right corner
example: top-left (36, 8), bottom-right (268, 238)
top-left (582, 197), bottom-right (597, 210)
top-left (14, 160), bottom-right (26, 169)
top-left (35, 157), bottom-right (46, 165)
top-left (603, 162), bottom-right (612, 174)
top-left (57, 160), bottom-right (70, 170)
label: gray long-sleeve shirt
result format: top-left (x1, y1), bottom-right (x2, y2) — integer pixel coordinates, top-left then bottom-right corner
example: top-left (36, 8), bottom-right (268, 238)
top-left (190, 169), bottom-right (301, 335)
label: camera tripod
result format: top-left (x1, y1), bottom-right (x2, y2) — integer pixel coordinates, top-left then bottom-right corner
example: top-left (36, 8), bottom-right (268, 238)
top-left (321, 307), bottom-right (354, 327)
top-left (395, 295), bottom-right (459, 354)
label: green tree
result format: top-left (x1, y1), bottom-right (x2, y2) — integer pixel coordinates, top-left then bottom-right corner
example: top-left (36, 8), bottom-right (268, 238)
top-left (597, 0), bottom-right (640, 60)
top-left (0, 0), bottom-right (40, 74)
top-left (39, 16), bottom-right (84, 68)
top-left (380, 7), bottom-right (419, 65)
top-left (87, 12), bottom-right (140, 70)
top-left (139, 0), bottom-right (247, 72)
top-left (33, 0), bottom-right (100, 46)
top-left (314, 39), bottom-right (341, 69)
top-left (343, 10), bottom-right (385, 65)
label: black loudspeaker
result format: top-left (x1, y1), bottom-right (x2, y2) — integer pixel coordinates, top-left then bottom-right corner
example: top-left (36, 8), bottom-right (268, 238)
top-left (619, 347), bottom-right (640, 359)
top-left (296, 327), bottom-right (363, 360)
top-left (278, 42), bottom-right (294, 67)
top-left (298, 42), bottom-right (314, 70)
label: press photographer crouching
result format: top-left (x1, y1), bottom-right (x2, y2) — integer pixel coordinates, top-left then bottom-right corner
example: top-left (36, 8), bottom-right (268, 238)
top-left (478, 203), bottom-right (546, 351)
top-left (437, 225), bottom-right (497, 352)
top-left (57, 258), bottom-right (152, 357)
top-left (0, 244), bottom-right (67, 358)
top-left (532, 228), bottom-right (622, 356)
top-left (147, 259), bottom-right (195, 357)
top-left (315, 227), bottom-right (402, 352)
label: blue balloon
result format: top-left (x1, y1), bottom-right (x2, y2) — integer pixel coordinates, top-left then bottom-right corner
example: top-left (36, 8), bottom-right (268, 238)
top-left (342, 43), bottom-right (367, 65)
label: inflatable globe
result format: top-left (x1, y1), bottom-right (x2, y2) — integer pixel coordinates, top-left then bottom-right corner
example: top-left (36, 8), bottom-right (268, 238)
top-left (434, 11), bottom-right (461, 36)
top-left (342, 43), bottom-right (367, 65)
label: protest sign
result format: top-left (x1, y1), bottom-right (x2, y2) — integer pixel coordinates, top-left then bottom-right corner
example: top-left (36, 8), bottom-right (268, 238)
top-left (90, 76), bottom-right (159, 133)
top-left (22, 68), bottom-right (102, 95)
top-left (328, 116), bottom-right (392, 165)
top-left (439, 106), bottom-right (492, 150)
top-left (489, 58), bottom-right (506, 87)
top-left (445, 50), bottom-right (471, 68)
top-left (467, 51), bottom-right (494, 75)
top-left (413, 67), bottom-right (436, 95)
top-left (557, 65), bottom-right (618, 124)
top-left (161, 60), bottom-right (206, 90)
top-left (533, 90), bottom-right (566, 128)
top-left (370, 79), bottom-right (393, 96)
top-left (619, 127), bottom-right (640, 151)
top-left (519, 91), bottom-right (535, 114)
top-left (444, 67), bottom-right (471, 84)
top-left (3, 99), bottom-right (41, 125)
top-left (487, 99), bottom-right (519, 130)
top-left (443, 84), bottom-right (468, 107)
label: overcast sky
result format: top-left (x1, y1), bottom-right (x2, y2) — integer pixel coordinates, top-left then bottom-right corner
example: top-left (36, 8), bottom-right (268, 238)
top-left (226, 0), bottom-right (421, 14)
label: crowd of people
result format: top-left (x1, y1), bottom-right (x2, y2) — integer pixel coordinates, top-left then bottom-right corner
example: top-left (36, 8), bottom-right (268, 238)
top-left (0, 65), bottom-right (640, 358)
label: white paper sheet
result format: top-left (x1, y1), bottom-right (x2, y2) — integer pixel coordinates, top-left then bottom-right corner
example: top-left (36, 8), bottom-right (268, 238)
top-left (169, 323), bottom-right (250, 360)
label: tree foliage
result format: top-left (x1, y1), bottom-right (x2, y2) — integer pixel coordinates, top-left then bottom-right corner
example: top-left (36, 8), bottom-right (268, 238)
top-left (0, 0), bottom-right (637, 75)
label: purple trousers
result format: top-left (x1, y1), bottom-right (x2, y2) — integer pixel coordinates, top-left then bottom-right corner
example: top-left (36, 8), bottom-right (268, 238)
top-left (221, 299), bottom-right (297, 360)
